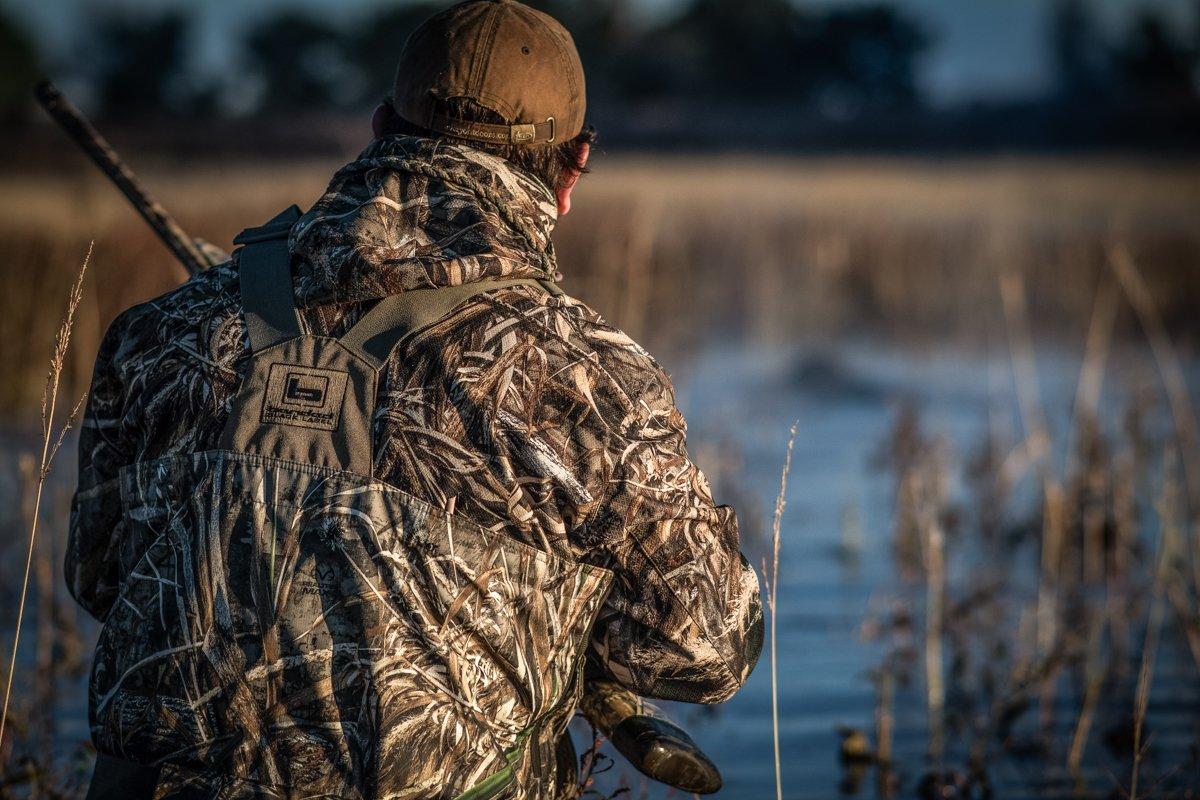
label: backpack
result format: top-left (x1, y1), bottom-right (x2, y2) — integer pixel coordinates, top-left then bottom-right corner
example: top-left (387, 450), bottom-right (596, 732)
top-left (87, 207), bottom-right (613, 800)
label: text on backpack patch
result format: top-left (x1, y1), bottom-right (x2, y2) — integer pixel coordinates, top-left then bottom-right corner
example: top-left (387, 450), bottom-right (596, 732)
top-left (262, 363), bottom-right (349, 431)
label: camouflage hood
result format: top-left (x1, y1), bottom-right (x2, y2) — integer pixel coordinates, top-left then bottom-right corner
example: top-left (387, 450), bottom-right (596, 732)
top-left (290, 136), bottom-right (560, 308)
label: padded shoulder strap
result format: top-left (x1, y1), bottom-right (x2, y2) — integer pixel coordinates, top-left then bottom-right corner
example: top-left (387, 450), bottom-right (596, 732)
top-left (234, 205), bottom-right (303, 352)
top-left (340, 278), bottom-right (558, 369)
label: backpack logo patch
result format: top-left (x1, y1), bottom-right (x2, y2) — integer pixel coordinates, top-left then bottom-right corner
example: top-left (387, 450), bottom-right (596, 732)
top-left (262, 363), bottom-right (348, 431)
top-left (284, 373), bottom-right (327, 406)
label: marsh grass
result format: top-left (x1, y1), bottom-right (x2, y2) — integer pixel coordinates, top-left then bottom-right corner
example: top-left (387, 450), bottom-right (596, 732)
top-left (854, 242), bottom-right (1200, 798)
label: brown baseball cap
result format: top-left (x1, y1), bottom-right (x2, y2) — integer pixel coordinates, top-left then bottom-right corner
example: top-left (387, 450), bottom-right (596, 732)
top-left (391, 0), bottom-right (586, 147)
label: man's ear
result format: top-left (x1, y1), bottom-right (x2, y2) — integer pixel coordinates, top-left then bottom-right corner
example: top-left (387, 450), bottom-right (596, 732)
top-left (556, 142), bottom-right (590, 217)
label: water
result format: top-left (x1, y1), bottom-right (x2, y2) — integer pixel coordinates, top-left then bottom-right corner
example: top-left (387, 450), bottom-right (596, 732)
top-left (10, 338), bottom-right (1200, 797)
top-left (646, 342), bottom-right (985, 798)
top-left (572, 338), bottom-right (1200, 798)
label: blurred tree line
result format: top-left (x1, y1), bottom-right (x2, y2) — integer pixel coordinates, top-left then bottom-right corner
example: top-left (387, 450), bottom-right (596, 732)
top-left (1, 0), bottom-right (1198, 147)
top-left (1052, 0), bottom-right (1199, 105)
top-left (0, 0), bottom-right (934, 121)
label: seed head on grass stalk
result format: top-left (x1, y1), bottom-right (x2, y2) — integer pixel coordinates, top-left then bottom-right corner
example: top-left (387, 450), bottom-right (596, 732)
top-left (0, 244), bottom-right (91, 756)
top-left (762, 422), bottom-right (797, 800)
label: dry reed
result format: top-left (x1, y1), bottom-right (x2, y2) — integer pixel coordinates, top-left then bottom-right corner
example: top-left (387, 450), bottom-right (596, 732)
top-left (874, 669), bottom-right (894, 780)
top-left (0, 245), bottom-right (90, 758)
top-left (919, 475), bottom-right (946, 763)
top-left (1109, 244), bottom-right (1200, 600)
top-left (1129, 462), bottom-right (1176, 800)
top-left (851, 224), bottom-right (1200, 796)
top-left (763, 422), bottom-right (797, 800)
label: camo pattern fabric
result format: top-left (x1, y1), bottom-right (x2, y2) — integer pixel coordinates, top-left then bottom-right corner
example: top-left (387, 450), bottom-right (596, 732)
top-left (95, 452), bottom-right (609, 799)
top-left (68, 136), bottom-right (763, 799)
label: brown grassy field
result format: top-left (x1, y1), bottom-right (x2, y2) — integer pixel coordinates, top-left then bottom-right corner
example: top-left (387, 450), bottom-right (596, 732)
top-left (1, 154), bottom-right (1198, 414)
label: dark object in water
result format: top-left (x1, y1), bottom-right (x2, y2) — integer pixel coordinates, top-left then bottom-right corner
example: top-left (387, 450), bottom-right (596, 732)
top-left (790, 350), bottom-right (887, 403)
top-left (838, 762), bottom-right (870, 795)
top-left (837, 726), bottom-right (875, 764)
top-left (836, 727), bottom-right (874, 796)
top-left (1102, 719), bottom-right (1139, 758)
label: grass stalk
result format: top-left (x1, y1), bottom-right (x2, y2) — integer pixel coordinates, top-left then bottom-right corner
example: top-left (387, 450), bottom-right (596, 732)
top-left (1130, 566), bottom-right (1166, 800)
top-left (1109, 245), bottom-right (1200, 601)
top-left (999, 270), bottom-right (1065, 658)
top-left (1070, 278), bottom-right (1119, 588)
top-left (1165, 580), bottom-right (1200, 674)
top-left (1067, 611), bottom-right (1107, 780)
top-left (0, 245), bottom-right (90, 757)
top-left (31, 456), bottom-right (58, 764)
top-left (763, 423), bottom-right (797, 800)
top-left (1071, 276), bottom-right (1119, 431)
top-left (921, 482), bottom-right (946, 762)
top-left (874, 669), bottom-right (894, 770)
top-left (1129, 459), bottom-right (1179, 799)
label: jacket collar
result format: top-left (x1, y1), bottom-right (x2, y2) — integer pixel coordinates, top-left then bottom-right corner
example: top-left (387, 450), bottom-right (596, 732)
top-left (289, 136), bottom-right (558, 307)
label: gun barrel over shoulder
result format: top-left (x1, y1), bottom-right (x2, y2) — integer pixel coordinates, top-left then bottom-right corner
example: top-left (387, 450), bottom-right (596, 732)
top-left (33, 80), bottom-right (213, 277)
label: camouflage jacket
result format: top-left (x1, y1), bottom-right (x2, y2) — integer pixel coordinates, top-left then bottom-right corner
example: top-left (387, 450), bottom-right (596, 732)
top-left (68, 136), bottom-right (762, 799)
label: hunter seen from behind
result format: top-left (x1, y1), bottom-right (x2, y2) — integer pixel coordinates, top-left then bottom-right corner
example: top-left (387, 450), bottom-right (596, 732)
top-left (0, 0), bottom-right (1199, 798)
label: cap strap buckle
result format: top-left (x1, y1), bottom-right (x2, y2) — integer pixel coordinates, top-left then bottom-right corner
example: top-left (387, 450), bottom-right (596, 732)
top-left (427, 113), bottom-right (559, 146)
top-left (509, 117), bottom-right (556, 144)
top-left (510, 123), bottom-right (537, 144)
top-left (508, 116), bottom-right (555, 144)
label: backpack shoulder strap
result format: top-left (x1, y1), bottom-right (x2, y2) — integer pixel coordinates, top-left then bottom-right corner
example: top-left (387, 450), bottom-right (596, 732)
top-left (233, 205), bottom-right (304, 352)
top-left (340, 278), bottom-right (558, 369)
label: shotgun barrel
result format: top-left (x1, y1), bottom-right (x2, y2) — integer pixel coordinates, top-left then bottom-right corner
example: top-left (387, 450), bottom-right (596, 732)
top-left (33, 80), bottom-right (212, 277)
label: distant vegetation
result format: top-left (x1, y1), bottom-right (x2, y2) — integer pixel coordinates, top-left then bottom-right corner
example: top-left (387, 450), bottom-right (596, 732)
top-left (1, 0), bottom-right (1198, 149)
top-left (0, 155), bottom-right (1197, 415)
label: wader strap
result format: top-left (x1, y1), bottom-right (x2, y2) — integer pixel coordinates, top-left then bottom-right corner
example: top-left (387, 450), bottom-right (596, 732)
top-left (340, 278), bottom-right (560, 369)
top-left (86, 753), bottom-right (160, 800)
top-left (233, 205), bottom-right (304, 353)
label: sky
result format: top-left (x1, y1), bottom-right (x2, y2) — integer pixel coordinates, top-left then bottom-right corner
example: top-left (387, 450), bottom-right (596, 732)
top-left (4, 0), bottom-right (1198, 106)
